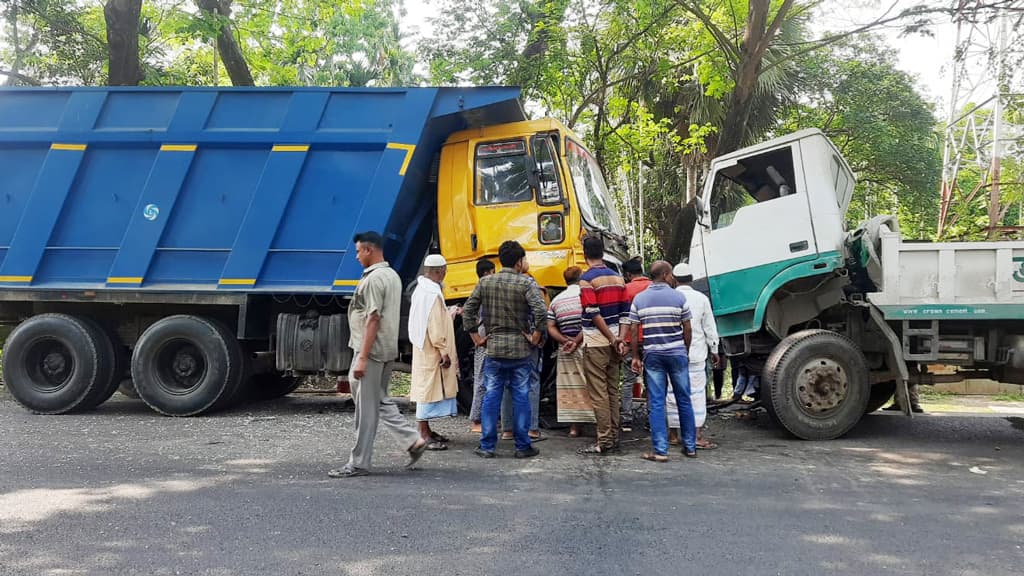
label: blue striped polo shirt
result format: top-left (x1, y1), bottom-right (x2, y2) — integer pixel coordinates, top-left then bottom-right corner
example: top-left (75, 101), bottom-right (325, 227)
top-left (625, 283), bottom-right (692, 357)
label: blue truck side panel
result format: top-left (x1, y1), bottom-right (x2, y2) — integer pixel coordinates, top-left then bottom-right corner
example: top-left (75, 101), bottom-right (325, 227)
top-left (0, 87), bottom-right (524, 293)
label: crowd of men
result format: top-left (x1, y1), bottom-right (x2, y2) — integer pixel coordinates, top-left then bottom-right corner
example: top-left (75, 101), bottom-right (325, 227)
top-left (330, 231), bottom-right (735, 478)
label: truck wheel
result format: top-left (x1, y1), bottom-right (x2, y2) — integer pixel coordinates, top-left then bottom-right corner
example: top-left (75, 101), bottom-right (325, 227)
top-left (75, 318), bottom-right (125, 409)
top-left (864, 381), bottom-right (896, 414)
top-left (249, 373), bottom-right (303, 401)
top-left (131, 315), bottom-right (243, 416)
top-left (1, 314), bottom-right (114, 414)
top-left (763, 329), bottom-right (870, 440)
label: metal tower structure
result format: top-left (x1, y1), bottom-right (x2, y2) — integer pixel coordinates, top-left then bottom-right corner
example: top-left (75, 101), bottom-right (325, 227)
top-left (937, 0), bottom-right (1024, 239)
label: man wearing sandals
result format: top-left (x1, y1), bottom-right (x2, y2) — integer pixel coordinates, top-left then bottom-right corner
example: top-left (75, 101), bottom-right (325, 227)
top-left (329, 232), bottom-right (428, 478)
top-left (409, 254), bottom-right (459, 451)
top-left (667, 263), bottom-right (720, 451)
top-left (625, 261), bottom-right (697, 462)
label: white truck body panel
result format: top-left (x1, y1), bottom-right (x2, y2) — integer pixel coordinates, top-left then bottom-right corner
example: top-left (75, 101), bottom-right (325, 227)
top-left (867, 227), bottom-right (1024, 318)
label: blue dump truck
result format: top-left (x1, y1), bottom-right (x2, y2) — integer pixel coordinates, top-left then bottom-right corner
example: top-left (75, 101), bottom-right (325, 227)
top-left (0, 87), bottom-right (630, 416)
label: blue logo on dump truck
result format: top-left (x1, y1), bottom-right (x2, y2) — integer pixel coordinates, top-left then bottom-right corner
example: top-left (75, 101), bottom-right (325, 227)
top-left (143, 204), bottom-right (159, 221)
top-left (1014, 257), bottom-right (1024, 283)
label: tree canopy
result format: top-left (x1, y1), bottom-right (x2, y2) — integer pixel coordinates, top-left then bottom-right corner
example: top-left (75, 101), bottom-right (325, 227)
top-left (3, 0), bottom-right (1016, 256)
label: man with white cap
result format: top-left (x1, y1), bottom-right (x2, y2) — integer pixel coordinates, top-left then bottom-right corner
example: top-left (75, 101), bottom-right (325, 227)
top-left (409, 253), bottom-right (460, 450)
top-left (668, 262), bottom-right (720, 450)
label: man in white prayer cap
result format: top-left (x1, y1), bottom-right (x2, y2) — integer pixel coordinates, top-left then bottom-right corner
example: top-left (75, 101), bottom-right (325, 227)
top-left (667, 262), bottom-right (720, 450)
top-left (408, 253), bottom-right (460, 450)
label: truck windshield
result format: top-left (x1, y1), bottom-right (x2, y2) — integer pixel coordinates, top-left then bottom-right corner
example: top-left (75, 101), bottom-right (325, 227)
top-left (475, 140), bottom-right (533, 205)
top-left (566, 139), bottom-right (622, 234)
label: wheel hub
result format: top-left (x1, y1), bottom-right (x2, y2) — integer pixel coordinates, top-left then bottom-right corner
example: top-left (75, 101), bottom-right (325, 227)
top-left (172, 351), bottom-right (199, 378)
top-left (26, 340), bottom-right (74, 390)
top-left (795, 358), bottom-right (848, 414)
top-left (155, 341), bottom-right (207, 393)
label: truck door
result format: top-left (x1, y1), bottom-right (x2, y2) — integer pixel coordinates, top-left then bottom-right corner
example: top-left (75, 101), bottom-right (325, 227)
top-left (699, 141), bottom-right (816, 320)
top-left (472, 139), bottom-right (542, 255)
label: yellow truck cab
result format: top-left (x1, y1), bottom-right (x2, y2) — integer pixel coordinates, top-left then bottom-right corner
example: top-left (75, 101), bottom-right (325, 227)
top-left (436, 118), bottom-right (630, 300)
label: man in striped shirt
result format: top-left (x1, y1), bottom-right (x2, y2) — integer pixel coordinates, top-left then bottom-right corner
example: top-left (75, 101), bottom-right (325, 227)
top-left (626, 261), bottom-right (696, 461)
top-left (578, 236), bottom-right (629, 455)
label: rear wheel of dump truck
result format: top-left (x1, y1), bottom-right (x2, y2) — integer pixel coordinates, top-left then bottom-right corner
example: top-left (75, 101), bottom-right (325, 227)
top-left (864, 381), bottom-right (896, 414)
top-left (131, 315), bottom-right (244, 416)
top-left (75, 318), bottom-right (126, 409)
top-left (1, 314), bottom-right (115, 414)
top-left (763, 329), bottom-right (870, 440)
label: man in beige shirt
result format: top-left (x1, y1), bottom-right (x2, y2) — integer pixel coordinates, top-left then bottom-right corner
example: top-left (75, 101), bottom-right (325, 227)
top-left (329, 231), bottom-right (428, 478)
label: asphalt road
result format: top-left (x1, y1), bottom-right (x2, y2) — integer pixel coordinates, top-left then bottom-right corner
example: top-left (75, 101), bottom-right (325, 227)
top-left (0, 390), bottom-right (1022, 576)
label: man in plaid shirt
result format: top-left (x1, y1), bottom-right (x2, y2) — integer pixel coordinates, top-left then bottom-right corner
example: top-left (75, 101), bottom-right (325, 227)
top-left (462, 240), bottom-right (547, 459)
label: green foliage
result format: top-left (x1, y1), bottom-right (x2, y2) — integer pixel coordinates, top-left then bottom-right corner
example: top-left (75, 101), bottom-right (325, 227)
top-left (1, 1), bottom-right (417, 88)
top-left (780, 35), bottom-right (942, 239)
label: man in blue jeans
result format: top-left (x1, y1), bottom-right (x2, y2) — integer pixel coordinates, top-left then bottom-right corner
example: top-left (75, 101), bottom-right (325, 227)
top-left (625, 260), bottom-right (696, 461)
top-left (462, 240), bottom-right (547, 459)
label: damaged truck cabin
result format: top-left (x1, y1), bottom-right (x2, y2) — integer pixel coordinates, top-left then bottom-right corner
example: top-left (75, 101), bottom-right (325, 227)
top-left (689, 128), bottom-right (1024, 440)
top-left (0, 86), bottom-right (628, 418)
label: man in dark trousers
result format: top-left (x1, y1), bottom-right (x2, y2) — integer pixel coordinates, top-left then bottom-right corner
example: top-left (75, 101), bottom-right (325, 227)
top-left (462, 240), bottom-right (547, 459)
top-left (329, 231), bottom-right (428, 478)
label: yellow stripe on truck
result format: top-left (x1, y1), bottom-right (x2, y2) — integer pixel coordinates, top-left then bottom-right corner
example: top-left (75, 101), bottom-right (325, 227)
top-left (386, 142), bottom-right (416, 176)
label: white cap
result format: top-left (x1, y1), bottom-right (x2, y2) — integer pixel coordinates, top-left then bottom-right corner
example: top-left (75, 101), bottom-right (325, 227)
top-left (673, 262), bottom-right (691, 278)
top-left (424, 254), bottom-right (447, 267)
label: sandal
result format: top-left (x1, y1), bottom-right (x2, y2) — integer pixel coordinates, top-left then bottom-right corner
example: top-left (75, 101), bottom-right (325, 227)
top-left (641, 452), bottom-right (669, 463)
top-left (429, 432), bottom-right (451, 443)
top-left (577, 445), bottom-right (606, 455)
top-left (696, 440), bottom-right (718, 450)
top-left (683, 449), bottom-right (698, 459)
top-left (426, 441), bottom-right (448, 451)
top-left (528, 432), bottom-right (547, 442)
top-left (568, 427), bottom-right (579, 438)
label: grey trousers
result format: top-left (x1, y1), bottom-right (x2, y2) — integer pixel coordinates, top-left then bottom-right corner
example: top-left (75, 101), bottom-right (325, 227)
top-left (346, 359), bottom-right (420, 470)
top-left (621, 351), bottom-right (639, 424)
top-left (469, 347), bottom-right (487, 423)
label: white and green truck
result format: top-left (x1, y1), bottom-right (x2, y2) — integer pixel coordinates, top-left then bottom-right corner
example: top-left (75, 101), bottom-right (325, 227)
top-left (689, 128), bottom-right (1024, 440)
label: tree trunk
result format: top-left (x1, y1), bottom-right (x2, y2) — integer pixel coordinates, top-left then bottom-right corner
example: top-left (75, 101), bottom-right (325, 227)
top-left (103, 0), bottom-right (144, 86)
top-left (5, 1), bottom-right (20, 86)
top-left (710, 0), bottom-right (795, 157)
top-left (195, 0), bottom-right (254, 86)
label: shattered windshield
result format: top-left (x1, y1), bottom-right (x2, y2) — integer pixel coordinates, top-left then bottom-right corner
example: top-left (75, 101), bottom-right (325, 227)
top-left (566, 139), bottom-right (623, 234)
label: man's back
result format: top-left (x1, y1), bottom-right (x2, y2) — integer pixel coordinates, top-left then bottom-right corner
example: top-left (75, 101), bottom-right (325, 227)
top-left (629, 284), bottom-right (691, 357)
top-left (579, 265), bottom-right (627, 346)
top-left (464, 269), bottom-right (546, 360)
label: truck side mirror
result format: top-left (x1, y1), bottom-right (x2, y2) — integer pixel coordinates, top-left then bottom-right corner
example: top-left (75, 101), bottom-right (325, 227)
top-left (526, 156), bottom-right (541, 193)
top-left (694, 196), bottom-right (710, 229)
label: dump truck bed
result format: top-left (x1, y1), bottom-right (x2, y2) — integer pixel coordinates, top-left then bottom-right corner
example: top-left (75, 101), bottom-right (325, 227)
top-left (868, 227), bottom-right (1024, 319)
top-left (0, 86), bottom-right (524, 294)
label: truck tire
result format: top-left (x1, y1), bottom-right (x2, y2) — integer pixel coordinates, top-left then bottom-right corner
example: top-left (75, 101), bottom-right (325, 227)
top-left (75, 317), bottom-right (124, 409)
top-left (1, 314), bottom-right (114, 414)
top-left (131, 315), bottom-right (244, 416)
top-left (864, 381), bottom-right (896, 414)
top-left (763, 329), bottom-right (870, 440)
